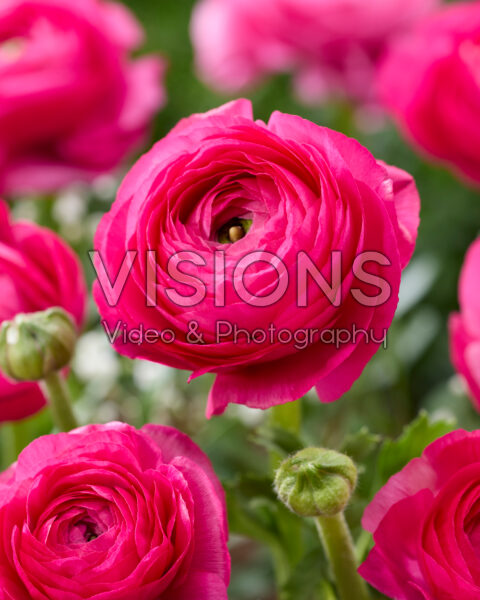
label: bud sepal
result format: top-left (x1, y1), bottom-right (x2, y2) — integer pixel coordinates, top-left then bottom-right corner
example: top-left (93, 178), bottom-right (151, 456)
top-left (274, 447), bottom-right (357, 518)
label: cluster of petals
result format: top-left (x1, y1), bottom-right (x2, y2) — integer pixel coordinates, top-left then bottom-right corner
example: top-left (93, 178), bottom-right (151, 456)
top-left (0, 0), bottom-right (165, 195)
top-left (94, 99), bottom-right (420, 417)
top-left (0, 422), bottom-right (230, 599)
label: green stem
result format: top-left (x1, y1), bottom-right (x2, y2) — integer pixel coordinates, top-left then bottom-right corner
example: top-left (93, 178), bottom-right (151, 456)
top-left (269, 401), bottom-right (302, 468)
top-left (0, 423), bottom-right (20, 468)
top-left (269, 401), bottom-right (303, 597)
top-left (315, 513), bottom-right (371, 600)
top-left (41, 372), bottom-right (79, 432)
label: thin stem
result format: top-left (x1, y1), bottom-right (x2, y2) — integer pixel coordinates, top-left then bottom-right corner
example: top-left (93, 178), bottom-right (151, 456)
top-left (41, 372), bottom-right (79, 432)
top-left (269, 401), bottom-right (303, 596)
top-left (315, 513), bottom-right (371, 600)
top-left (0, 423), bottom-right (20, 468)
top-left (269, 401), bottom-right (302, 468)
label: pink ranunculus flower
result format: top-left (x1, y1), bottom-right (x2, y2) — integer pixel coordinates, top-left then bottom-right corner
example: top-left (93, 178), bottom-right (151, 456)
top-left (359, 429), bottom-right (480, 600)
top-left (379, 2), bottom-right (480, 186)
top-left (449, 238), bottom-right (480, 411)
top-left (0, 0), bottom-right (165, 196)
top-left (191, 0), bottom-right (439, 105)
top-left (0, 421), bottom-right (230, 599)
top-left (0, 200), bottom-right (86, 422)
top-left (93, 100), bottom-right (420, 417)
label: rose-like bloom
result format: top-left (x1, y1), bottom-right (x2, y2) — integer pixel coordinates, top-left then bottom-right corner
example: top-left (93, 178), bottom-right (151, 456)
top-left (191, 0), bottom-right (439, 104)
top-left (359, 429), bottom-right (480, 599)
top-left (449, 238), bottom-right (480, 411)
top-left (0, 421), bottom-right (230, 599)
top-left (379, 2), bottom-right (480, 186)
top-left (0, 0), bottom-right (165, 196)
top-left (93, 100), bottom-right (420, 417)
top-left (0, 200), bottom-right (86, 422)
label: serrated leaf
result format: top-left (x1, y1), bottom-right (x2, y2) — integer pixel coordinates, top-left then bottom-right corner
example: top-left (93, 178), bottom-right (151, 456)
top-left (377, 410), bottom-right (456, 485)
top-left (341, 427), bottom-right (381, 464)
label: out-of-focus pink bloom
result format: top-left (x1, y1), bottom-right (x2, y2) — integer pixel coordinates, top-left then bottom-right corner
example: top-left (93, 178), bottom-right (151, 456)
top-left (0, 200), bottom-right (86, 422)
top-left (360, 429), bottom-right (480, 600)
top-left (191, 0), bottom-right (439, 104)
top-left (0, 421), bottom-right (230, 598)
top-left (450, 238), bottom-right (480, 411)
top-left (0, 0), bottom-right (166, 196)
top-left (379, 2), bottom-right (480, 186)
top-left (93, 100), bottom-right (420, 417)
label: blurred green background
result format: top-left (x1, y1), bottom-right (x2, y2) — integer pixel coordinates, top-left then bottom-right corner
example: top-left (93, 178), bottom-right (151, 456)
top-left (3, 1), bottom-right (480, 598)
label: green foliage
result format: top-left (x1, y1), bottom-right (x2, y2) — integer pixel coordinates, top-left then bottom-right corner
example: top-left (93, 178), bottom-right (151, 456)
top-left (376, 410), bottom-right (456, 486)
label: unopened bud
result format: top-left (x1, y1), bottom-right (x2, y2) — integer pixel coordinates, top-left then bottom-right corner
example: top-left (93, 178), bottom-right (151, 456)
top-left (0, 308), bottom-right (76, 382)
top-left (274, 447), bottom-right (357, 517)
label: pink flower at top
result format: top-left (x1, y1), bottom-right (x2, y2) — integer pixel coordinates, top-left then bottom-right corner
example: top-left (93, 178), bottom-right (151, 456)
top-left (0, 421), bottom-right (230, 599)
top-left (379, 2), bottom-right (480, 186)
top-left (191, 0), bottom-right (439, 104)
top-left (0, 0), bottom-right (165, 196)
top-left (450, 238), bottom-right (480, 411)
top-left (93, 100), bottom-right (420, 417)
top-left (0, 200), bottom-right (86, 422)
top-left (360, 430), bottom-right (480, 600)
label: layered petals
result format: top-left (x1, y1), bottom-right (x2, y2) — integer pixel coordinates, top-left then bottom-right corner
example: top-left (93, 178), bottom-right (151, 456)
top-left (0, 422), bottom-right (230, 599)
top-left (360, 430), bottom-right (480, 599)
top-left (93, 99), bottom-right (420, 416)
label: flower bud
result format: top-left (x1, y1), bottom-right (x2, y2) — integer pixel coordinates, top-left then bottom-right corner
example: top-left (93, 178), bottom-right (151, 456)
top-left (274, 447), bottom-right (357, 517)
top-left (0, 308), bottom-right (77, 382)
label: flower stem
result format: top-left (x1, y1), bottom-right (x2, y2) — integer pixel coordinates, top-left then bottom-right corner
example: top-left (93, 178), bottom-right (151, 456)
top-left (315, 513), bottom-right (371, 600)
top-left (41, 372), bottom-right (79, 432)
top-left (269, 401), bottom-right (302, 468)
top-left (269, 401), bottom-right (303, 595)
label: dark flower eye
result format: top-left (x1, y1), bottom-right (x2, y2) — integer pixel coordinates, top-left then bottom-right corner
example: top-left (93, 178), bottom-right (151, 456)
top-left (217, 218), bottom-right (253, 244)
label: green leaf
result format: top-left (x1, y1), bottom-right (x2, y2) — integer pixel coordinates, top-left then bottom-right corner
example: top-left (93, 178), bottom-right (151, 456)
top-left (281, 549), bottom-right (331, 600)
top-left (340, 427), bottom-right (381, 464)
top-left (377, 410), bottom-right (456, 485)
top-left (251, 425), bottom-right (305, 458)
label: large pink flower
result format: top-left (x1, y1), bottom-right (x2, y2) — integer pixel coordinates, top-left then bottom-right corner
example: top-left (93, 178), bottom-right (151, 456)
top-left (191, 0), bottom-right (439, 104)
top-left (450, 238), bottom-right (480, 411)
top-left (360, 430), bottom-right (480, 600)
top-left (379, 2), bottom-right (480, 186)
top-left (0, 200), bottom-right (86, 422)
top-left (93, 100), bottom-right (420, 417)
top-left (0, 421), bottom-right (230, 599)
top-left (0, 0), bottom-right (165, 196)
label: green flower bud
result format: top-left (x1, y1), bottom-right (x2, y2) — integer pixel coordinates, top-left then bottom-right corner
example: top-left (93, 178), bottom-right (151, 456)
top-left (274, 447), bottom-right (357, 518)
top-left (0, 308), bottom-right (77, 382)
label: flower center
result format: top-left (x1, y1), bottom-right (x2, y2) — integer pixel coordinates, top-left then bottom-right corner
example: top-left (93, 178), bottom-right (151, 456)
top-left (71, 518), bottom-right (102, 544)
top-left (217, 218), bottom-right (252, 244)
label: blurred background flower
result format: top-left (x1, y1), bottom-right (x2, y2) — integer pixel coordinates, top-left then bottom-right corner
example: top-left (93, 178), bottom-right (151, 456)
top-left (0, 0), bottom-right (165, 196)
top-left (191, 0), bottom-right (440, 110)
top-left (378, 1), bottom-right (480, 186)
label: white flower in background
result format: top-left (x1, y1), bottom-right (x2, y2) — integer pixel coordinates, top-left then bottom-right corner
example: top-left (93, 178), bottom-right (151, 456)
top-left (132, 361), bottom-right (175, 392)
top-left (53, 187), bottom-right (88, 226)
top-left (73, 330), bottom-right (120, 384)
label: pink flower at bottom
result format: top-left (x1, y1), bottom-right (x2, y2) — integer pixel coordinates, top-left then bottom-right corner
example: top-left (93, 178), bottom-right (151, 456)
top-left (0, 422), bottom-right (230, 599)
top-left (360, 430), bottom-right (480, 600)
